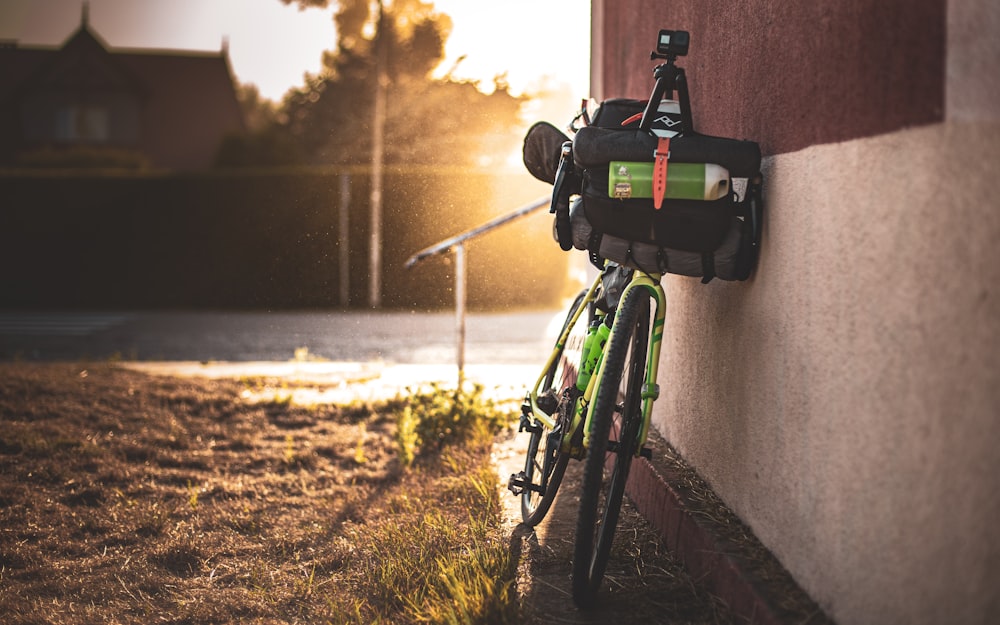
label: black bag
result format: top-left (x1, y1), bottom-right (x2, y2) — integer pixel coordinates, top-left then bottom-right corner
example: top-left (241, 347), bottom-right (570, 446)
top-left (522, 121), bottom-right (570, 184)
top-left (570, 99), bottom-right (762, 282)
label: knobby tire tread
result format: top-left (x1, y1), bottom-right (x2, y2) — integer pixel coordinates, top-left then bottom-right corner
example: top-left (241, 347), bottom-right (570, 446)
top-left (571, 287), bottom-right (650, 608)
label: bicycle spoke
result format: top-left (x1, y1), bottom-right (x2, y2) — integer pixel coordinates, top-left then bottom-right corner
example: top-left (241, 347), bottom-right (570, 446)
top-left (512, 289), bottom-right (589, 527)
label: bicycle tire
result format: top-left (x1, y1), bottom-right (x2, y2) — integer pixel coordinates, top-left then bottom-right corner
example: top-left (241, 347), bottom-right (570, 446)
top-left (571, 286), bottom-right (650, 607)
top-left (520, 290), bottom-right (587, 526)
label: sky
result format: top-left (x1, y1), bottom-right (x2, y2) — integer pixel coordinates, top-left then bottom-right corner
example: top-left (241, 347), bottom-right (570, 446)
top-left (0, 0), bottom-right (591, 111)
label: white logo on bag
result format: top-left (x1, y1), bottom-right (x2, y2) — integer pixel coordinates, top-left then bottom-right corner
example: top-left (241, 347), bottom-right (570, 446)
top-left (654, 115), bottom-right (682, 127)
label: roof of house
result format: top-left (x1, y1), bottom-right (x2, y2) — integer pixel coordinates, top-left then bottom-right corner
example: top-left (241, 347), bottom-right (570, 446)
top-left (0, 18), bottom-right (245, 169)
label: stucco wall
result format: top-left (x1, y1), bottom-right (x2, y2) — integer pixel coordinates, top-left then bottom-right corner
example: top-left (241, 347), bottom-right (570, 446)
top-left (592, 0), bottom-right (945, 154)
top-left (658, 122), bottom-right (1000, 625)
top-left (592, 0), bottom-right (1000, 623)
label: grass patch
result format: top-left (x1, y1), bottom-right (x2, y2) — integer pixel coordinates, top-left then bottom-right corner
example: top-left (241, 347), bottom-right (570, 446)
top-left (0, 364), bottom-right (521, 625)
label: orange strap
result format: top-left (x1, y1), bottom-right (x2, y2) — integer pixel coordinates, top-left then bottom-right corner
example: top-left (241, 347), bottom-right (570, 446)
top-left (653, 136), bottom-right (671, 210)
top-left (620, 112), bottom-right (643, 126)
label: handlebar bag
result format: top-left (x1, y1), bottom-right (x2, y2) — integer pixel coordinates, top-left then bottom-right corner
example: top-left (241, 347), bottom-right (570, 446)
top-left (569, 101), bottom-right (762, 281)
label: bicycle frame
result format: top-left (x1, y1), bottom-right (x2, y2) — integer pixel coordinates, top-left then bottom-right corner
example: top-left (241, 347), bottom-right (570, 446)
top-left (526, 268), bottom-right (666, 458)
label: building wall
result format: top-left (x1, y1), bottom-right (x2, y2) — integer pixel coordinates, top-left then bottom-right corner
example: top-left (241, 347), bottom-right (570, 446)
top-left (593, 0), bottom-right (945, 154)
top-left (592, 1), bottom-right (1000, 624)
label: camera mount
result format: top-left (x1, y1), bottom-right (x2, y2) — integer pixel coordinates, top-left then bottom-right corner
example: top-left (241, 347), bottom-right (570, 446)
top-left (639, 29), bottom-right (694, 134)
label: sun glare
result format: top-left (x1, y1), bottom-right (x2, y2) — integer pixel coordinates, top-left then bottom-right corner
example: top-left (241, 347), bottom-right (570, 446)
top-left (431, 0), bottom-right (590, 99)
top-left (0, 0), bottom-right (588, 104)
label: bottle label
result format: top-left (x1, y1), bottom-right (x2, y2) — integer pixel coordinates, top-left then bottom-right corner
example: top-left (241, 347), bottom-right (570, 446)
top-left (609, 161), bottom-right (730, 201)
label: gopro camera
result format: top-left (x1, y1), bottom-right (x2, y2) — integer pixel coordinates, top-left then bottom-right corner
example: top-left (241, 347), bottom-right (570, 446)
top-left (655, 29), bottom-right (689, 58)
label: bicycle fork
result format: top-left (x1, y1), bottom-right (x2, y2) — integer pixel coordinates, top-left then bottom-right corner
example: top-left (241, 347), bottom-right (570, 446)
top-left (577, 274), bottom-right (666, 462)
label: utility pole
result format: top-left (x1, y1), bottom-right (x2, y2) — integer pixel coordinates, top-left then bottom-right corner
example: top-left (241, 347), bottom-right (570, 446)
top-left (369, 0), bottom-right (387, 309)
top-left (338, 173), bottom-right (351, 307)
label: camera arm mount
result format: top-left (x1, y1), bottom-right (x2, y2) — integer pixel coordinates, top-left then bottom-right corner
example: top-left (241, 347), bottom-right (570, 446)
top-left (639, 45), bottom-right (694, 134)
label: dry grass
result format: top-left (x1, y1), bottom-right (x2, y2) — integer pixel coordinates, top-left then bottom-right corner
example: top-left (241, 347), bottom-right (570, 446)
top-left (0, 362), bottom-right (763, 625)
top-left (0, 363), bottom-right (520, 624)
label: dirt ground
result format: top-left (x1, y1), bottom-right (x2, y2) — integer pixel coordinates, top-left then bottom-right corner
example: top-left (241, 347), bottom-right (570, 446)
top-left (0, 362), bottom-right (735, 624)
top-left (494, 428), bottom-right (735, 625)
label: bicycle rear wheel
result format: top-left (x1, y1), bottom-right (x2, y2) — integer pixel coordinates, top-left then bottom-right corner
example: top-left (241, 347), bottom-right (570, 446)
top-left (571, 286), bottom-right (650, 607)
top-left (519, 291), bottom-right (586, 526)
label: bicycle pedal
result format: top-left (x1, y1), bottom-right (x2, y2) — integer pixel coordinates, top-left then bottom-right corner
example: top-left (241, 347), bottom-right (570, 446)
top-left (507, 472), bottom-right (527, 496)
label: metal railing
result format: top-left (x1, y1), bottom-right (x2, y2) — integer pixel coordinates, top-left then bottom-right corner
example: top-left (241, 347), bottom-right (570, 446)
top-left (404, 195), bottom-right (550, 388)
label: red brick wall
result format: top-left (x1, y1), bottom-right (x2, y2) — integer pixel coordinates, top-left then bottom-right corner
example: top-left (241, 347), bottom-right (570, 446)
top-left (592, 0), bottom-right (945, 155)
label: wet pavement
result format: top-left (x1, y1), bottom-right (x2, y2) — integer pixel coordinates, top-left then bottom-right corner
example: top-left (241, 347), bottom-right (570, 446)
top-left (0, 308), bottom-right (565, 401)
top-left (0, 308), bottom-right (561, 364)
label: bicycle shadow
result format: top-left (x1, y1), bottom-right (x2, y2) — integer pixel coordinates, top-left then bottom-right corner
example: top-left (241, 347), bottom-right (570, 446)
top-left (506, 450), bottom-right (735, 624)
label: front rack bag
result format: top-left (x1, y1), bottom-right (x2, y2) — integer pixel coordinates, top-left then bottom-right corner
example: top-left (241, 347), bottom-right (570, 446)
top-left (569, 99), bottom-right (761, 282)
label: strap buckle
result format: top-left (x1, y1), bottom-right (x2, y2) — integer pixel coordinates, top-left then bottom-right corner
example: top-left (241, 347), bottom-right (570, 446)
top-left (653, 136), bottom-right (671, 210)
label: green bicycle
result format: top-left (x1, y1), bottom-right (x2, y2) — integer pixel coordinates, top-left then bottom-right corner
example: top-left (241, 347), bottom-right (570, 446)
top-left (508, 28), bottom-right (763, 608)
top-left (507, 263), bottom-right (664, 607)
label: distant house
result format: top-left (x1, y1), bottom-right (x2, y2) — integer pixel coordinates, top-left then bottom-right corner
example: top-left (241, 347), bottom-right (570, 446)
top-left (0, 10), bottom-right (245, 170)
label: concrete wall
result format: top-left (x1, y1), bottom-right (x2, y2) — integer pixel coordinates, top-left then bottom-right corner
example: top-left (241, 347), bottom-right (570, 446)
top-left (592, 1), bottom-right (1000, 623)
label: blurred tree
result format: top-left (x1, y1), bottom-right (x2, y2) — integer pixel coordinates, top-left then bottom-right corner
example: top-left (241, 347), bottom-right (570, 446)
top-left (220, 0), bottom-right (524, 169)
top-left (216, 83), bottom-right (305, 167)
top-left (234, 83), bottom-right (280, 131)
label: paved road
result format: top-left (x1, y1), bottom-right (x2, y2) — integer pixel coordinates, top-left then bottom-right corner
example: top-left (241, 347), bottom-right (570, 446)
top-left (0, 309), bottom-right (561, 364)
top-left (0, 311), bottom-right (562, 386)
top-left (0, 309), bottom-right (566, 397)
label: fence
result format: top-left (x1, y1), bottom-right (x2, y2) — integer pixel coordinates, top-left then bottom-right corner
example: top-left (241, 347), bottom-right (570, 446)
top-left (0, 168), bottom-right (566, 310)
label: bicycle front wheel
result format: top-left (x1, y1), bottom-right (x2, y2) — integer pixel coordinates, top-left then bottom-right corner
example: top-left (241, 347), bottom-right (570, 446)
top-left (520, 290), bottom-right (586, 526)
top-left (571, 286), bottom-right (650, 607)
